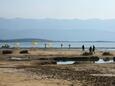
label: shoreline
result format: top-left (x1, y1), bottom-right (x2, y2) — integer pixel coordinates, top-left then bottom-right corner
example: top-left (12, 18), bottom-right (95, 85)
top-left (0, 48), bottom-right (115, 60)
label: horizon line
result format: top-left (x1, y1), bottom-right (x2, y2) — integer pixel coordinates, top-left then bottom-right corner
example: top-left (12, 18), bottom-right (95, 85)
top-left (1, 17), bottom-right (115, 21)
top-left (0, 38), bottom-right (115, 42)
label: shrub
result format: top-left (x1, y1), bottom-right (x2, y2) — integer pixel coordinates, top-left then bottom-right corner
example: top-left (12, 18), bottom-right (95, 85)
top-left (113, 57), bottom-right (115, 61)
top-left (20, 50), bottom-right (28, 54)
top-left (90, 56), bottom-right (99, 61)
top-left (102, 52), bottom-right (112, 56)
top-left (2, 50), bottom-right (12, 54)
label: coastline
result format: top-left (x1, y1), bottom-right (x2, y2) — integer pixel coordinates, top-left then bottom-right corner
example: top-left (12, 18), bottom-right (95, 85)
top-left (0, 48), bottom-right (115, 58)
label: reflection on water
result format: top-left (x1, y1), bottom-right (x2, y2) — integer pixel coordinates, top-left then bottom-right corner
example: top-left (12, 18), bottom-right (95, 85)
top-left (57, 58), bottom-right (114, 65)
top-left (57, 61), bottom-right (75, 64)
top-left (6, 56), bottom-right (115, 65)
top-left (95, 59), bottom-right (114, 64)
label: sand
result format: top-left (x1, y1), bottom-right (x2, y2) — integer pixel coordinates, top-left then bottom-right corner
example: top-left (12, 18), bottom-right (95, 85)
top-left (0, 48), bottom-right (115, 58)
top-left (0, 48), bottom-right (115, 86)
top-left (0, 61), bottom-right (115, 86)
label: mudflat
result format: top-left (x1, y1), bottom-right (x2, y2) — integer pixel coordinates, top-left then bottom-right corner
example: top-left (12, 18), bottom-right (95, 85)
top-left (0, 48), bottom-right (115, 86)
top-left (0, 61), bottom-right (115, 86)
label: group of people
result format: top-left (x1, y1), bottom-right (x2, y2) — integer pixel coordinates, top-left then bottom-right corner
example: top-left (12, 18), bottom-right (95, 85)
top-left (82, 45), bottom-right (95, 53)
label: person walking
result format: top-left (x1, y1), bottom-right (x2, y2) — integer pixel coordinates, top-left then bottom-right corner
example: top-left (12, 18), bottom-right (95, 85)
top-left (92, 45), bottom-right (95, 53)
top-left (61, 44), bottom-right (63, 48)
top-left (89, 46), bottom-right (92, 53)
top-left (44, 43), bottom-right (47, 48)
top-left (68, 44), bottom-right (71, 49)
top-left (82, 45), bottom-right (85, 51)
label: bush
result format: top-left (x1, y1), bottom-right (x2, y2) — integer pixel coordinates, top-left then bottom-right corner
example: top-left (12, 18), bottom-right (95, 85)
top-left (20, 50), bottom-right (28, 54)
top-left (2, 50), bottom-right (12, 54)
top-left (82, 52), bottom-right (93, 56)
top-left (113, 57), bottom-right (115, 61)
top-left (90, 56), bottom-right (99, 61)
top-left (102, 52), bottom-right (112, 56)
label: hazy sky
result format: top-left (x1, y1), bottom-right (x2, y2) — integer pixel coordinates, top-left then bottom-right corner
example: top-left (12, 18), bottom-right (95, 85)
top-left (0, 0), bottom-right (115, 19)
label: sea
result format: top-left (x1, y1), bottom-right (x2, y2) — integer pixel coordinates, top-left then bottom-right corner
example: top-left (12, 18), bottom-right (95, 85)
top-left (0, 41), bottom-right (115, 51)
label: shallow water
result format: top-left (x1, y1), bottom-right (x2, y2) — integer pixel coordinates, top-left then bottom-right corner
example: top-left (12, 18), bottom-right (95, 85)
top-left (95, 59), bottom-right (114, 64)
top-left (6, 56), bottom-right (115, 64)
top-left (1, 42), bottom-right (115, 50)
top-left (57, 58), bottom-right (114, 64)
top-left (57, 61), bottom-right (75, 64)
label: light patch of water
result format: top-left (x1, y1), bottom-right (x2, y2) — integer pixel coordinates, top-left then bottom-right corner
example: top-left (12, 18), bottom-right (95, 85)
top-left (95, 59), bottom-right (114, 64)
top-left (57, 61), bottom-right (75, 64)
top-left (91, 74), bottom-right (115, 77)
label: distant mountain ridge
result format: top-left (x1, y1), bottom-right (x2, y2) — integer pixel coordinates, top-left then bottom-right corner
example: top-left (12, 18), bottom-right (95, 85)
top-left (0, 18), bottom-right (115, 41)
top-left (0, 38), bottom-right (115, 43)
top-left (0, 38), bottom-right (52, 42)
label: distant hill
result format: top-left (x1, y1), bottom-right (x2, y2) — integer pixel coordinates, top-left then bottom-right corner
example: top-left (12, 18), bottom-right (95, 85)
top-left (0, 18), bottom-right (115, 41)
top-left (0, 38), bottom-right (52, 42)
top-left (0, 38), bottom-right (115, 43)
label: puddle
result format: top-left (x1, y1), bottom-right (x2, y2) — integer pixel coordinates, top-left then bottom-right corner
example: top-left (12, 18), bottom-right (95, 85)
top-left (95, 59), bottom-right (114, 64)
top-left (57, 58), bottom-right (114, 65)
top-left (91, 74), bottom-right (115, 77)
top-left (9, 57), bottom-right (30, 61)
top-left (8, 56), bottom-right (115, 64)
top-left (57, 61), bottom-right (75, 64)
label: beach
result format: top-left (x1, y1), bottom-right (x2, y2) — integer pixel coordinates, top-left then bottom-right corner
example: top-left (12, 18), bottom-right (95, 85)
top-left (1, 0), bottom-right (115, 85)
top-left (0, 48), bottom-right (115, 62)
top-left (0, 48), bottom-right (115, 86)
top-left (0, 48), bottom-right (115, 57)
top-left (0, 61), bottom-right (115, 86)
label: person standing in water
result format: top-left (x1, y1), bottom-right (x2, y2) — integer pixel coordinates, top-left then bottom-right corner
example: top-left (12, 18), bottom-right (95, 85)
top-left (82, 45), bottom-right (85, 51)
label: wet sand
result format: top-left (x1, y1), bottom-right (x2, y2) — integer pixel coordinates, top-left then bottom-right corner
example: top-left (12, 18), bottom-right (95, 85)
top-left (0, 61), bottom-right (115, 86)
top-left (0, 48), bottom-right (115, 86)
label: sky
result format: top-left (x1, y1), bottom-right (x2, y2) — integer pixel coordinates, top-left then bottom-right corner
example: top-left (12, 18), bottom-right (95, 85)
top-left (0, 0), bottom-right (115, 19)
